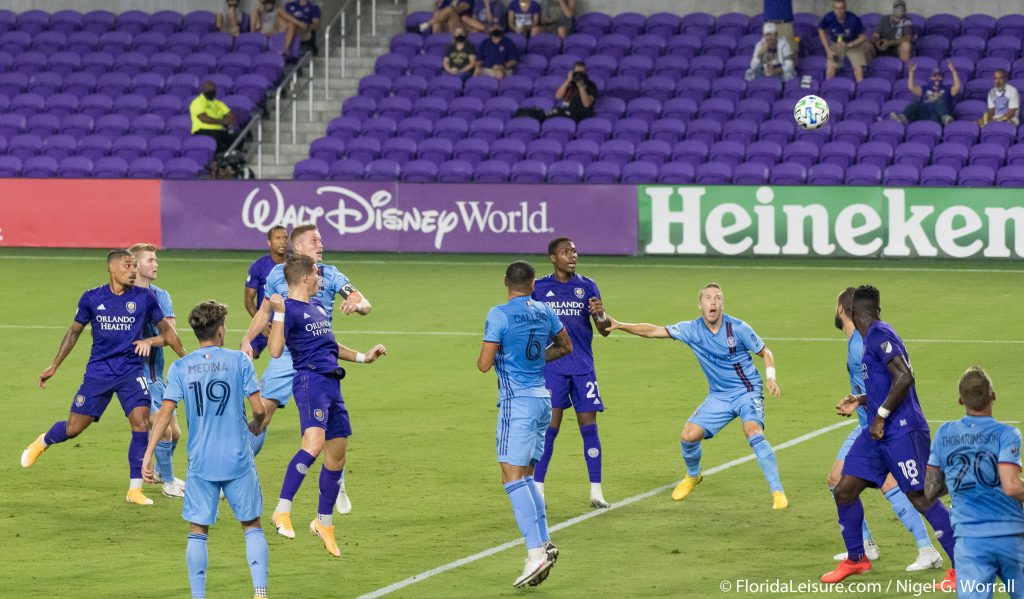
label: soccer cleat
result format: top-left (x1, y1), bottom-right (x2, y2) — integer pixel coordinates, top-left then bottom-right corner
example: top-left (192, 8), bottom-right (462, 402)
top-left (906, 547), bottom-right (943, 572)
top-left (272, 511), bottom-right (295, 539)
top-left (834, 539), bottom-right (880, 561)
top-left (126, 488), bottom-right (154, 506)
top-left (162, 482), bottom-right (185, 498)
top-left (590, 493), bottom-right (610, 509)
top-left (528, 543), bottom-right (559, 587)
top-left (671, 473), bottom-right (702, 501)
top-left (513, 556), bottom-right (552, 588)
top-left (20, 434), bottom-right (47, 468)
top-left (309, 519), bottom-right (341, 557)
top-left (335, 481), bottom-right (352, 515)
top-left (821, 557), bottom-right (871, 583)
top-left (934, 568), bottom-right (956, 591)
top-left (772, 490), bottom-right (789, 510)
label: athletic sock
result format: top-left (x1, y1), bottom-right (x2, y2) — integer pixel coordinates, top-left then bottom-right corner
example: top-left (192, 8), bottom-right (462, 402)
top-left (43, 421), bottom-right (68, 446)
top-left (155, 440), bottom-right (175, 482)
top-left (504, 478), bottom-right (542, 549)
top-left (318, 466), bottom-right (343, 525)
top-left (885, 487), bottom-right (932, 549)
top-left (186, 532), bottom-right (208, 599)
top-left (244, 528), bottom-right (269, 594)
top-left (524, 476), bottom-right (549, 543)
top-left (923, 501), bottom-right (956, 566)
top-left (279, 449), bottom-right (316, 503)
top-left (249, 429), bottom-right (267, 456)
top-left (836, 498), bottom-right (866, 561)
top-left (680, 440), bottom-right (702, 477)
top-left (748, 434), bottom-right (783, 493)
top-left (130, 478), bottom-right (143, 489)
top-left (862, 518), bottom-right (873, 542)
top-left (579, 424), bottom-right (602, 483)
top-left (275, 498), bottom-right (291, 513)
top-left (533, 427), bottom-right (559, 483)
top-left (129, 431), bottom-right (148, 480)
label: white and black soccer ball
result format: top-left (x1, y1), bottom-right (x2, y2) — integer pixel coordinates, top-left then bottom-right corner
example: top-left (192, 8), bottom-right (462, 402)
top-left (794, 95), bottom-right (830, 130)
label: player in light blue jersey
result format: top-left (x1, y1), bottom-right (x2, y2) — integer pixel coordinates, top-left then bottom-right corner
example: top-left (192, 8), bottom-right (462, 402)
top-left (478, 261), bottom-right (573, 588)
top-left (130, 242), bottom-right (187, 499)
top-left (607, 283), bottom-right (787, 509)
top-left (829, 287), bottom-right (941, 571)
top-left (241, 224), bottom-right (371, 515)
top-left (143, 301), bottom-right (270, 599)
top-left (926, 367), bottom-right (1024, 599)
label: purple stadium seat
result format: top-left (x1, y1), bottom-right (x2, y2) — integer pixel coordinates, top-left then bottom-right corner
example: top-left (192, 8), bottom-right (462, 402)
top-left (77, 134), bottom-right (112, 160)
top-left (182, 135), bottom-right (216, 164)
top-left (975, 57), bottom-right (1010, 82)
top-left (721, 119), bottom-right (758, 145)
top-left (702, 34), bottom-right (737, 61)
top-left (63, 72), bottom-right (97, 97)
top-left (465, 76), bottom-right (499, 101)
top-left (716, 12), bottom-right (750, 37)
top-left (924, 13), bottom-right (960, 38)
top-left (987, 35), bottom-right (1022, 61)
top-left (969, 143), bottom-right (1007, 170)
top-left (784, 77), bottom-right (819, 100)
top-left (68, 31), bottom-right (100, 55)
top-left (745, 78), bottom-right (781, 105)
top-left (310, 137), bottom-right (346, 163)
top-left (132, 31), bottom-right (167, 55)
top-left (115, 10), bottom-right (149, 36)
top-left (584, 54), bottom-right (617, 81)
top-left (645, 12), bottom-right (681, 38)
top-left (346, 136), bottom-right (382, 163)
top-left (596, 34), bottom-right (631, 60)
top-left (680, 12), bottom-right (714, 37)
top-left (689, 55), bottom-right (724, 80)
top-left (294, 158), bottom-right (330, 180)
top-left (611, 12), bottom-right (646, 37)
top-left (655, 161), bottom-right (693, 184)
top-left (49, 51), bottom-right (83, 77)
top-left (732, 161), bottom-right (769, 185)
top-left (620, 161), bottom-right (658, 184)
top-left (469, 160), bottom-right (507, 183)
top-left (524, 138), bottom-right (561, 164)
top-left (906, 120), bottom-right (942, 146)
top-left (13, 51), bottom-right (47, 76)
top-left (149, 135), bottom-right (183, 162)
top-left (845, 163), bottom-right (882, 185)
top-left (112, 135), bottom-right (147, 161)
top-left (236, 32), bottom-right (268, 55)
top-left (536, 117), bottom-right (572, 144)
top-left (868, 120), bottom-right (905, 146)
top-left (649, 119), bottom-right (685, 144)
top-left (591, 97), bottom-right (624, 122)
top-left (376, 96), bottom-right (413, 122)
top-left (855, 78), bottom-right (892, 105)
top-left (0, 113), bottom-right (26, 139)
top-left (428, 116), bottom-right (467, 143)
top-left (781, 141), bottom-right (820, 169)
top-left (218, 53), bottom-right (252, 80)
top-left (29, 71), bottom-right (62, 97)
top-left (423, 33), bottom-right (453, 57)
top-left (97, 31), bottom-right (132, 56)
top-left (327, 116), bottom-right (361, 142)
top-left (200, 32), bottom-right (235, 59)
top-left (951, 35), bottom-right (986, 62)
top-left (10, 92), bottom-right (44, 116)
top-left (893, 142), bottom-right (931, 170)
top-left (633, 35), bottom-right (667, 60)
top-left (708, 141), bottom-right (746, 167)
top-left (16, 10), bottom-right (50, 35)
top-left (963, 79), bottom-right (991, 101)
top-left (510, 160), bottom-right (546, 183)
top-left (1007, 144), bottom-right (1024, 166)
top-left (980, 122), bottom-right (1016, 148)
top-left (0, 31), bottom-right (32, 54)
top-left (671, 140), bottom-right (709, 166)
top-left (407, 96), bottom-right (445, 123)
top-left (685, 118), bottom-right (721, 146)
top-left (427, 75), bottom-right (463, 102)
top-left (486, 138), bottom-right (523, 164)
top-left (365, 159), bottom-right (401, 182)
top-left (857, 141), bottom-right (894, 169)
top-left (149, 95), bottom-right (184, 121)
top-left (94, 156), bottom-right (128, 178)
top-left (658, 98), bottom-right (696, 125)
top-left (916, 35), bottom-right (951, 60)
top-left (698, 98), bottom-right (734, 123)
top-left (112, 94), bottom-right (147, 119)
top-left (770, 161), bottom-right (807, 185)
top-left (164, 157), bottom-right (202, 179)
top-left (961, 14), bottom-right (996, 39)
top-left (34, 31), bottom-right (67, 55)
top-left (454, 138), bottom-right (490, 164)
top-left (132, 73), bottom-right (166, 100)
top-left (148, 52), bottom-right (183, 78)
top-left (27, 113), bottom-right (60, 138)
top-left (558, 139), bottom-right (596, 165)
top-left (844, 100), bottom-right (881, 124)
top-left (759, 119), bottom-right (795, 146)
top-left (399, 160), bottom-right (437, 183)
top-left (806, 163), bottom-right (842, 186)
top-left (375, 54), bottom-right (408, 80)
top-left (882, 164), bottom-right (920, 186)
top-left (635, 140), bottom-right (672, 165)
top-left (51, 10), bottom-right (84, 35)
top-left (930, 142), bottom-right (969, 169)
top-left (396, 117), bottom-right (433, 144)
top-left (693, 161), bottom-right (730, 184)
top-left (819, 141), bottom-right (857, 169)
top-left (584, 160), bottom-right (622, 183)
top-left (252, 52), bottom-right (284, 82)
top-left (22, 155), bottom-right (58, 178)
top-left (182, 52), bottom-right (216, 77)
top-left (96, 72), bottom-right (131, 97)
top-left (342, 96), bottom-right (376, 120)
top-left (603, 75), bottom-right (639, 102)
top-left (959, 164), bottom-right (996, 187)
top-left (149, 10), bottom-right (184, 36)
top-left (598, 139), bottom-right (635, 166)
top-left (618, 55), bottom-right (654, 81)
top-left (0, 155), bottom-right (22, 177)
top-left (996, 165), bottom-right (1024, 187)
top-left (61, 114), bottom-right (94, 139)
top-left (42, 134), bottom-right (76, 160)
top-left (326, 159), bottom-right (364, 181)
top-left (943, 121), bottom-right (979, 146)
top-left (821, 78), bottom-right (856, 105)
top-left (745, 140), bottom-right (782, 167)
top-left (576, 12), bottom-right (612, 37)
top-left (0, 71), bottom-right (27, 97)
top-left (709, 77), bottom-right (745, 105)
top-left (666, 34), bottom-right (702, 59)
top-left (82, 10), bottom-right (116, 35)
top-left (390, 32), bottom-right (423, 57)
top-left (546, 160), bottom-right (584, 184)
top-left (527, 32), bottom-right (561, 58)
top-left (468, 116), bottom-right (503, 141)
top-left (611, 118), bottom-right (648, 145)
top-left (499, 117), bottom-right (537, 143)
top-left (867, 55), bottom-right (904, 81)
top-left (417, 137), bottom-right (454, 165)
top-left (653, 55), bottom-right (688, 81)
top-left (57, 156), bottom-right (93, 178)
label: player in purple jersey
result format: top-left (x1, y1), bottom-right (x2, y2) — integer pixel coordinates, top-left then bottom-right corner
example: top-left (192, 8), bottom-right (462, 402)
top-left (531, 238), bottom-right (612, 508)
top-left (244, 225), bottom-right (288, 359)
top-left (21, 249), bottom-right (186, 506)
top-left (823, 285), bottom-right (957, 588)
top-left (267, 255), bottom-right (386, 556)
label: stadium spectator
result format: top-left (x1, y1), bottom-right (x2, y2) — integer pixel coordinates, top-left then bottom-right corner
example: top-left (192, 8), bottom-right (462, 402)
top-left (507, 0), bottom-right (542, 38)
top-left (476, 28), bottom-right (519, 79)
top-left (818, 0), bottom-right (868, 82)
top-left (978, 69), bottom-right (1020, 127)
top-left (253, 0), bottom-right (282, 35)
top-left (279, 0), bottom-right (321, 57)
top-left (541, 0), bottom-right (575, 39)
top-left (217, 0), bottom-right (249, 37)
top-left (871, 0), bottom-right (914, 63)
top-left (420, 0), bottom-right (473, 33)
top-left (190, 82), bottom-right (237, 155)
top-left (890, 62), bottom-right (960, 125)
top-left (444, 27), bottom-right (478, 80)
top-left (461, 0), bottom-right (504, 33)
top-left (764, 0), bottom-right (797, 56)
top-left (745, 23), bottom-right (796, 82)
top-left (553, 61), bottom-right (597, 122)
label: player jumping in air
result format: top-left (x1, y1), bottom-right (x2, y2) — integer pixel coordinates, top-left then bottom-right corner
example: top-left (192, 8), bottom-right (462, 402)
top-left (130, 242), bottom-right (187, 498)
top-left (925, 367), bottom-right (1024, 599)
top-left (244, 225), bottom-right (288, 360)
top-left (822, 285), bottom-right (956, 587)
top-left (143, 300), bottom-right (270, 599)
top-left (22, 249), bottom-right (186, 505)
top-left (266, 255), bottom-right (386, 556)
top-left (532, 238), bottom-right (613, 508)
top-left (830, 287), bottom-right (942, 571)
top-left (241, 224), bottom-right (370, 515)
top-left (606, 283), bottom-right (787, 509)
top-left (478, 261), bottom-right (573, 588)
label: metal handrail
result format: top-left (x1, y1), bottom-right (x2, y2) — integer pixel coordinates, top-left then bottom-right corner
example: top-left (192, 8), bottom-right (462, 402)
top-left (273, 51), bottom-right (316, 164)
top-left (324, 0), bottom-right (375, 98)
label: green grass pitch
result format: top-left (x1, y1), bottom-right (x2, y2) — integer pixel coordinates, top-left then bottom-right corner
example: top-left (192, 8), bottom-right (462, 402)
top-left (0, 249), bottom-right (1021, 598)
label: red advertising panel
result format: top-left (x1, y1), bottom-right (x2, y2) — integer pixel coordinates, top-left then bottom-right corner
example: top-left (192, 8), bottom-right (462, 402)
top-left (0, 179), bottom-right (162, 248)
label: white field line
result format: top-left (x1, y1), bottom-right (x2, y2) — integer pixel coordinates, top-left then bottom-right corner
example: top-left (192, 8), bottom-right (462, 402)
top-left (0, 253), bottom-right (1022, 274)
top-left (356, 419), bottom-right (856, 599)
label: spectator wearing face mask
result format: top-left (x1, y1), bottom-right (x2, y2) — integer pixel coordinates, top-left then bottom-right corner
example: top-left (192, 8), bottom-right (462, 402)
top-left (253, 0), bottom-right (283, 35)
top-left (217, 0), bottom-right (249, 37)
top-left (476, 28), bottom-right (519, 79)
top-left (890, 62), bottom-right (960, 125)
top-left (871, 0), bottom-right (914, 63)
top-left (190, 82), bottom-right (237, 154)
top-left (552, 61), bottom-right (597, 122)
top-left (745, 23), bottom-right (796, 82)
top-left (444, 27), bottom-right (478, 80)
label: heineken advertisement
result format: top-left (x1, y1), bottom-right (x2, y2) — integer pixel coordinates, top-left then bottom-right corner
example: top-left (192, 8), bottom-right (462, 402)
top-left (638, 185), bottom-right (1024, 259)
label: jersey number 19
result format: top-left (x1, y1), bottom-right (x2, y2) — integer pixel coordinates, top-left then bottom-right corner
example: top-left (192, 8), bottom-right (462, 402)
top-left (188, 380), bottom-right (232, 417)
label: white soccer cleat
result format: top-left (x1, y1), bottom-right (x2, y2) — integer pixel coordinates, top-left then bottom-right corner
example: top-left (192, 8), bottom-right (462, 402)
top-left (590, 493), bottom-right (610, 509)
top-left (905, 546), bottom-right (943, 572)
top-left (513, 555), bottom-right (552, 588)
top-left (162, 482), bottom-right (185, 498)
top-left (335, 481), bottom-right (352, 515)
top-left (834, 539), bottom-right (880, 561)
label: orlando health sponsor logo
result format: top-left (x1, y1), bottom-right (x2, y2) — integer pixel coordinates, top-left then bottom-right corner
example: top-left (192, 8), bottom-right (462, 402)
top-left (241, 183), bottom-right (553, 250)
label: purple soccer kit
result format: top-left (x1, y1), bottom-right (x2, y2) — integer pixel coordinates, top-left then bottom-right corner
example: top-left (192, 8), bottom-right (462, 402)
top-left (276, 297), bottom-right (349, 517)
top-left (245, 254), bottom-right (279, 357)
top-left (836, 320), bottom-right (956, 564)
top-left (531, 274), bottom-right (604, 485)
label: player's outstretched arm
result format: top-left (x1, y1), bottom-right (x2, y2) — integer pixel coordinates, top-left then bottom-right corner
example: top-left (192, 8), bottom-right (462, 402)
top-left (606, 317), bottom-right (671, 338)
top-left (756, 346), bottom-right (780, 398)
top-left (477, 342), bottom-right (498, 373)
top-left (247, 392), bottom-right (268, 435)
top-left (142, 400), bottom-right (176, 482)
top-left (267, 294), bottom-right (286, 359)
top-left (923, 466), bottom-right (948, 503)
top-left (545, 328), bottom-right (573, 362)
top-left (156, 318), bottom-right (187, 357)
top-left (244, 287), bottom-right (259, 318)
top-left (338, 343), bottom-right (387, 363)
top-left (999, 463), bottom-right (1024, 501)
top-left (340, 288), bottom-right (372, 315)
top-left (589, 297), bottom-right (611, 337)
top-left (241, 300), bottom-right (273, 356)
top-left (39, 321), bottom-right (86, 388)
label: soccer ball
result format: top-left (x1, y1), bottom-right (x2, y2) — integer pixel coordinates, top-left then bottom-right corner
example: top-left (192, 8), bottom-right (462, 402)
top-left (794, 95), bottom-right (829, 130)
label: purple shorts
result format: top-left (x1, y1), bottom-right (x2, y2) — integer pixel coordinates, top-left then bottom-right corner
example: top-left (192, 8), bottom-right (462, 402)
top-left (250, 333), bottom-right (268, 358)
top-left (842, 428), bottom-right (931, 493)
top-left (544, 370), bottom-right (604, 412)
top-left (71, 373), bottom-right (151, 421)
top-left (293, 370), bottom-right (351, 440)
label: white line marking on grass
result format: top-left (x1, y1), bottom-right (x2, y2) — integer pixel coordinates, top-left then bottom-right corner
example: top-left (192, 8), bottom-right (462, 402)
top-left (356, 420), bottom-right (856, 599)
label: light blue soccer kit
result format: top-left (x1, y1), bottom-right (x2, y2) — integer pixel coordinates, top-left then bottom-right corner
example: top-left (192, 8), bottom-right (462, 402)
top-left (929, 417), bottom-right (1024, 599)
top-left (164, 346), bottom-right (263, 525)
top-left (143, 284), bottom-right (175, 411)
top-left (836, 331), bottom-right (868, 460)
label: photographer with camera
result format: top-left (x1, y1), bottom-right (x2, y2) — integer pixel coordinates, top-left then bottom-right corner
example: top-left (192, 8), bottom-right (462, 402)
top-left (553, 62), bottom-right (597, 122)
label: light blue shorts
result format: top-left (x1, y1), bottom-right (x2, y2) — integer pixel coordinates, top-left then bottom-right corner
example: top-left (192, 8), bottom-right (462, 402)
top-left (835, 424), bottom-right (864, 461)
top-left (954, 534), bottom-right (1024, 599)
top-left (182, 466), bottom-right (263, 526)
top-left (496, 394), bottom-right (552, 467)
top-left (259, 352), bottom-right (295, 406)
top-left (148, 378), bottom-right (177, 416)
top-left (688, 390), bottom-right (765, 439)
